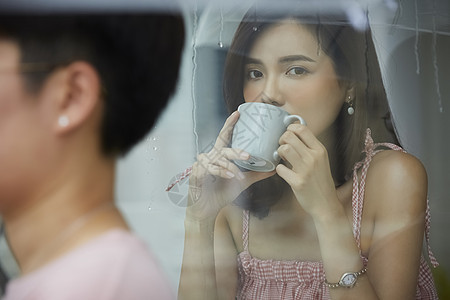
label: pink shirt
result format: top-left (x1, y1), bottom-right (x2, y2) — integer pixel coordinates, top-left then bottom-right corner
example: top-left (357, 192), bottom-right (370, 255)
top-left (3, 229), bottom-right (174, 300)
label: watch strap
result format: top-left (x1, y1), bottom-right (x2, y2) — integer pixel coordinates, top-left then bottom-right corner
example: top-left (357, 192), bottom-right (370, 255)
top-left (324, 266), bottom-right (367, 288)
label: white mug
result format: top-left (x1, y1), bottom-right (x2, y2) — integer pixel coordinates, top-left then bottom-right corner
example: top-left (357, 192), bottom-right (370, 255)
top-left (231, 102), bottom-right (306, 172)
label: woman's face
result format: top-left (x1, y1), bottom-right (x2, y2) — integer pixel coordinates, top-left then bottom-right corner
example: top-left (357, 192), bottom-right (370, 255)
top-left (243, 20), bottom-right (348, 137)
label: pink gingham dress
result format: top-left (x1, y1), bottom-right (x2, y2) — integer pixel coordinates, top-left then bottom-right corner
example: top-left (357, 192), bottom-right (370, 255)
top-left (236, 129), bottom-right (439, 300)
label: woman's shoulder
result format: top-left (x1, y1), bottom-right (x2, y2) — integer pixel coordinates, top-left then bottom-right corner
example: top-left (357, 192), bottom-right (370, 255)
top-left (216, 204), bottom-right (245, 247)
top-left (369, 149), bottom-right (427, 188)
top-left (217, 203), bottom-right (245, 227)
top-left (364, 149), bottom-right (428, 218)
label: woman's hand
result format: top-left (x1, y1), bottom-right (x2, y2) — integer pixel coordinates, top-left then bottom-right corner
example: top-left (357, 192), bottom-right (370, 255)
top-left (187, 111), bottom-right (275, 221)
top-left (275, 124), bottom-right (340, 219)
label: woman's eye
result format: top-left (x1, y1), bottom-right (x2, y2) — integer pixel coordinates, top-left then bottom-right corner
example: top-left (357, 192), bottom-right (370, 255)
top-left (248, 70), bottom-right (263, 79)
top-left (286, 67), bottom-right (308, 75)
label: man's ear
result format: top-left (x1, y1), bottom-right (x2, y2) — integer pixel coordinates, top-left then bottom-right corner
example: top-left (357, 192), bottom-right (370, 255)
top-left (52, 61), bottom-right (102, 134)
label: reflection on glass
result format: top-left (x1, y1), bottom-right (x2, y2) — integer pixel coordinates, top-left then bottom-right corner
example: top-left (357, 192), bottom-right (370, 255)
top-left (177, 1), bottom-right (449, 299)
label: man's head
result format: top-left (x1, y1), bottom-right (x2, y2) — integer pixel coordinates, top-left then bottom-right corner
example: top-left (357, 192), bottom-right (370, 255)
top-left (0, 14), bottom-right (185, 156)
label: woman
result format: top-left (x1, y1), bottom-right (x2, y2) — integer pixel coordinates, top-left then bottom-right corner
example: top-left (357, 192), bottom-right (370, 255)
top-left (178, 9), bottom-right (438, 300)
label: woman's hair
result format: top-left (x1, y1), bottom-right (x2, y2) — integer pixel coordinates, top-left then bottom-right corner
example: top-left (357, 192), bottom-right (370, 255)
top-left (0, 14), bottom-right (184, 157)
top-left (224, 9), bottom-right (399, 218)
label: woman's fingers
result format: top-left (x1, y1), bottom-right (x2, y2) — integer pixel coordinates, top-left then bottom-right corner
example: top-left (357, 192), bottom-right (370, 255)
top-left (275, 163), bottom-right (299, 188)
top-left (218, 148), bottom-right (249, 178)
top-left (279, 130), bottom-right (309, 157)
top-left (195, 148), bottom-right (248, 181)
top-left (278, 124), bottom-right (329, 170)
top-left (191, 161), bottom-right (234, 183)
top-left (205, 164), bottom-right (235, 179)
top-left (197, 148), bottom-right (249, 170)
top-left (276, 143), bottom-right (305, 171)
top-left (278, 127), bottom-right (314, 171)
top-left (284, 124), bottom-right (322, 150)
top-left (201, 148), bottom-right (249, 164)
top-left (215, 111), bottom-right (240, 149)
top-left (190, 110), bottom-right (249, 183)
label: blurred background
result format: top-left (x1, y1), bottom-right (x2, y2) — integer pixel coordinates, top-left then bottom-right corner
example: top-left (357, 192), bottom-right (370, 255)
top-left (0, 0), bottom-right (449, 296)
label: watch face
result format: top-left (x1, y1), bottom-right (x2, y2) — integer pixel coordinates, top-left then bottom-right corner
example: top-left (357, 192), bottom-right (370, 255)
top-left (341, 273), bottom-right (357, 287)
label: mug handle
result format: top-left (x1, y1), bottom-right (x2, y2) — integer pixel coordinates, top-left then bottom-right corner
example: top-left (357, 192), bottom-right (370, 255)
top-left (273, 115), bottom-right (307, 162)
top-left (283, 114), bottom-right (306, 126)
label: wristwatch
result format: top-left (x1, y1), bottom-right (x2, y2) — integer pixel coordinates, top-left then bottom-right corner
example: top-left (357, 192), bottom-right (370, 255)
top-left (324, 266), bottom-right (367, 288)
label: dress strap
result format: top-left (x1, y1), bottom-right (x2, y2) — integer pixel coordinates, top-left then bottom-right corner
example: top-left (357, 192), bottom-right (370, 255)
top-left (351, 128), bottom-right (438, 267)
top-left (425, 199), bottom-right (439, 267)
top-left (242, 210), bottom-right (250, 252)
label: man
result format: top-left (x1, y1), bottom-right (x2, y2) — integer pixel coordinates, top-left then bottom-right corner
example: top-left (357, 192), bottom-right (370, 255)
top-left (0, 12), bottom-right (184, 299)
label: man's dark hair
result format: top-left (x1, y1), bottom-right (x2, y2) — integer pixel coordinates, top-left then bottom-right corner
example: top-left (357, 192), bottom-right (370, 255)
top-left (0, 14), bottom-right (185, 156)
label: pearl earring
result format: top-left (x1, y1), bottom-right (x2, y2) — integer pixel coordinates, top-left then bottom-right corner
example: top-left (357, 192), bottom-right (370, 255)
top-left (347, 96), bottom-right (355, 115)
top-left (58, 115), bottom-right (70, 127)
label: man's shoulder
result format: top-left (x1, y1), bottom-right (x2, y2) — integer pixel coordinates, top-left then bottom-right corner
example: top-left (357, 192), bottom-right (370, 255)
top-left (4, 229), bottom-right (174, 300)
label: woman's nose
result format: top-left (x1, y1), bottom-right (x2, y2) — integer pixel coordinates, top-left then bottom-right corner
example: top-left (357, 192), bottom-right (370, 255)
top-left (259, 77), bottom-right (283, 106)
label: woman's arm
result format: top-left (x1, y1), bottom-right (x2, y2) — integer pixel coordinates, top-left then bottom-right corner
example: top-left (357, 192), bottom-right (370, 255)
top-left (276, 124), bottom-right (376, 299)
top-left (276, 124), bottom-right (428, 299)
top-left (313, 151), bottom-right (427, 299)
top-left (178, 112), bottom-right (273, 300)
top-left (363, 150), bottom-right (427, 299)
top-left (178, 216), bottom-right (218, 300)
top-left (214, 208), bottom-right (239, 300)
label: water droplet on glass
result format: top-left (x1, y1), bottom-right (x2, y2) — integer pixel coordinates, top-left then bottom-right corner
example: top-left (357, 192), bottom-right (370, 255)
top-left (152, 136), bottom-right (157, 141)
top-left (148, 206), bottom-right (152, 211)
top-left (252, 26), bottom-right (258, 31)
top-left (153, 146), bottom-right (158, 151)
top-left (218, 41), bottom-right (223, 48)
